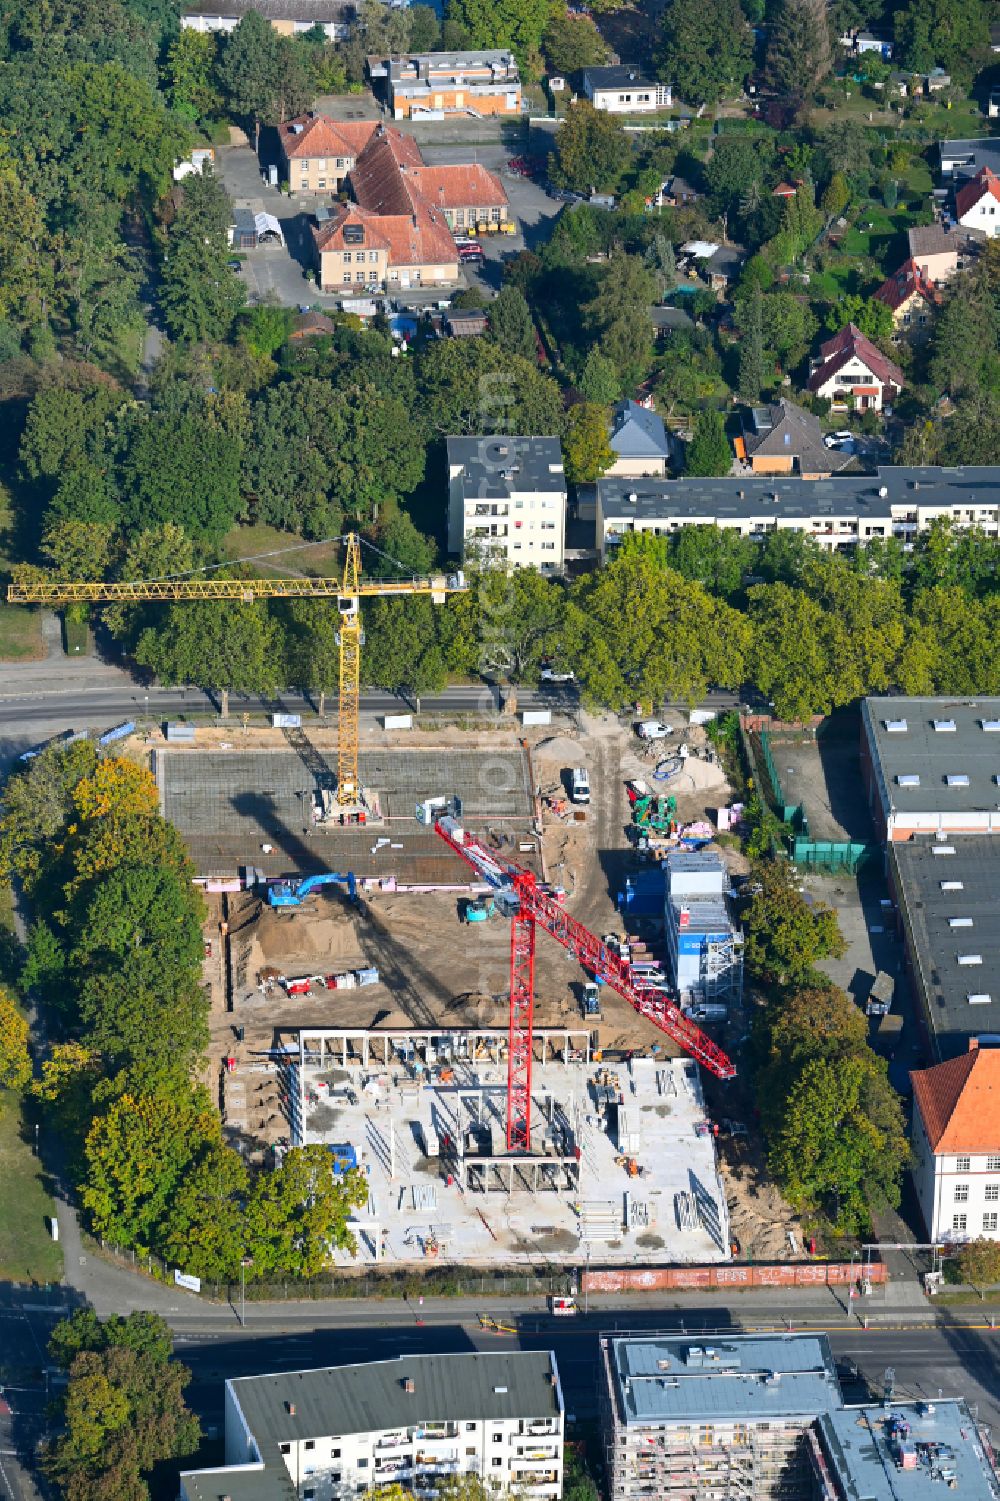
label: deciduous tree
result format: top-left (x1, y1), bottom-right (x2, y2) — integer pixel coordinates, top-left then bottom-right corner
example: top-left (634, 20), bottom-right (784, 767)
top-left (743, 860), bottom-right (845, 985)
top-left (550, 103), bottom-right (632, 194)
top-left (135, 598), bottom-right (283, 717)
top-left (563, 402), bottom-right (614, 483)
top-left (684, 408), bottom-right (731, 476)
top-left (956, 1237), bottom-right (1000, 1297)
top-left (542, 13), bottom-right (612, 74)
top-left (765, 0), bottom-right (832, 105)
top-left (655, 0), bottom-right (753, 105)
top-left (244, 1144), bottom-right (370, 1276)
top-left (0, 990), bottom-right (31, 1092)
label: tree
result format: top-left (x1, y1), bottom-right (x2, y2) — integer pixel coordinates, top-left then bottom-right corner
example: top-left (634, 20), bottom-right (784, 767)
top-left (44, 1319), bottom-right (200, 1501)
top-left (666, 525), bottom-right (757, 600)
top-left (0, 739), bottom-right (99, 889)
top-left (765, 0), bottom-right (832, 105)
top-left (645, 234), bottom-right (677, 298)
top-left (72, 758), bottom-right (160, 824)
top-left (408, 5), bottom-right (441, 50)
top-left (443, 566), bottom-right (566, 682)
top-left (928, 271), bottom-right (999, 397)
top-left (825, 294), bottom-right (895, 342)
top-left (579, 348), bottom-right (621, 403)
top-left (0, 990), bottom-right (31, 1092)
top-left (542, 12), bottom-right (612, 74)
top-left (363, 596), bottom-right (448, 700)
top-left (136, 599), bottom-right (282, 718)
top-left (550, 103), bottom-right (632, 194)
top-left (159, 1144), bottom-right (249, 1280)
top-left (165, 28), bottom-right (222, 122)
top-left (49, 1310), bottom-right (175, 1371)
top-left (956, 1238), bottom-right (1000, 1298)
top-left (581, 252), bottom-right (658, 389)
top-left (743, 860), bottom-right (845, 985)
top-left (894, 0), bottom-right (990, 82)
top-left (563, 402), bottom-right (614, 483)
top-left (488, 286), bottom-right (536, 360)
top-left (753, 983), bottom-right (869, 1129)
top-left (217, 9), bottom-right (311, 144)
top-left (244, 1144), bottom-right (370, 1276)
top-left (768, 1053), bottom-right (908, 1232)
top-left (820, 170), bottom-right (850, 219)
top-left (159, 172), bottom-right (245, 343)
top-left (445, 0), bottom-right (554, 63)
top-left (738, 282), bottom-right (767, 402)
top-left (655, 0), bottom-right (753, 105)
top-left (122, 409), bottom-right (242, 541)
top-left (241, 302), bottom-right (294, 358)
top-left (684, 408), bottom-right (731, 476)
top-left (0, 165), bottom-right (53, 329)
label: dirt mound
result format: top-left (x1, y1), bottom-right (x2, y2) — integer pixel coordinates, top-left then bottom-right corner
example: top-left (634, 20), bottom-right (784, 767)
top-left (247, 903), bottom-right (362, 976)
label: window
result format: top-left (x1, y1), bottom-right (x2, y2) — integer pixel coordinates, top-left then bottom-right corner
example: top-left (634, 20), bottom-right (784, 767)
top-left (332, 1450), bottom-right (341, 1460)
top-left (370, 251), bottom-right (379, 263)
top-left (987, 1184), bottom-right (1000, 1201)
top-left (957, 1156), bottom-right (971, 1171)
top-left (358, 1460), bottom-right (368, 1469)
top-left (304, 1492), bottom-right (315, 1500)
top-left (493, 1434), bottom-right (503, 1444)
top-left (304, 1441), bottom-right (315, 1452)
top-left (318, 180), bottom-right (326, 190)
top-left (332, 1475), bottom-right (341, 1485)
top-left (986, 1213), bottom-right (999, 1232)
top-left (466, 1447), bottom-right (477, 1456)
top-left (344, 252), bottom-right (352, 264)
top-left (337, 157), bottom-right (346, 168)
top-left (492, 1459), bottom-right (503, 1468)
top-left (280, 1444), bottom-right (291, 1455)
top-left (988, 1157), bottom-right (1000, 1171)
top-left (300, 159), bottom-right (311, 169)
top-left (467, 1424), bottom-right (477, 1432)
top-left (955, 1183), bottom-right (969, 1202)
top-left (953, 1214), bottom-right (968, 1231)
top-left (343, 274), bottom-right (352, 284)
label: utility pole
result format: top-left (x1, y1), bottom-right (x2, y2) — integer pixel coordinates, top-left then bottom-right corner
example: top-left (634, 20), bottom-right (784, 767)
top-left (240, 1256), bottom-right (252, 1327)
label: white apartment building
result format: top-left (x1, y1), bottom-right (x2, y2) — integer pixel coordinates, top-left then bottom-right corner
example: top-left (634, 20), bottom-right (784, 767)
top-left (595, 466), bottom-right (1000, 562)
top-left (582, 66), bottom-right (672, 113)
top-left (181, 1352), bottom-right (564, 1501)
top-left (911, 1042), bottom-right (1000, 1241)
top-left (447, 436), bottom-right (566, 572)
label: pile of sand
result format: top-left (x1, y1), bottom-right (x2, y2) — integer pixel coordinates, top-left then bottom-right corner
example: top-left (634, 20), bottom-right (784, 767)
top-left (248, 905), bottom-right (362, 974)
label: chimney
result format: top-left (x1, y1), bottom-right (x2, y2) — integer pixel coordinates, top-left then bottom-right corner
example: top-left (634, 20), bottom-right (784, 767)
top-left (403, 1377), bottom-right (416, 1393)
top-left (970, 1037), bottom-right (981, 1051)
top-left (286, 1402), bottom-right (296, 1416)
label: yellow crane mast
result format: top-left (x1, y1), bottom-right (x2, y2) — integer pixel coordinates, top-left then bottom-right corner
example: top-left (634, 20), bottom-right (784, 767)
top-left (7, 532), bottom-right (467, 808)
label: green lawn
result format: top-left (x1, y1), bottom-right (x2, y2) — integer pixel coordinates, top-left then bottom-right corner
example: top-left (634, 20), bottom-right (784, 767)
top-left (220, 524), bottom-right (341, 578)
top-left (0, 605), bottom-right (45, 662)
top-left (0, 1092), bottom-right (63, 1285)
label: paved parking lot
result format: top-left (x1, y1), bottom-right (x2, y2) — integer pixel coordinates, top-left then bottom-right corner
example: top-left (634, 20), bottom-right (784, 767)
top-left (214, 138), bottom-right (561, 309)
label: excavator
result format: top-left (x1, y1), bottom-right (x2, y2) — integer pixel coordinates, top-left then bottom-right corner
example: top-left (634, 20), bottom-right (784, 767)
top-left (264, 871), bottom-right (358, 909)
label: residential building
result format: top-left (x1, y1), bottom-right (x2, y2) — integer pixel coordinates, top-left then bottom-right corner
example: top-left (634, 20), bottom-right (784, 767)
top-left (861, 696), bottom-right (1000, 842)
top-left (738, 398), bottom-right (852, 478)
top-left (657, 175), bottom-right (699, 207)
top-left (664, 851), bottom-right (743, 1009)
top-left (807, 323), bottom-right (904, 412)
top-left (599, 1332), bottom-right (997, 1501)
top-left (955, 165), bottom-right (1000, 237)
top-left (939, 135), bottom-right (1000, 181)
top-left (890, 841), bottom-right (1000, 1061)
top-left (447, 436), bottom-right (567, 571)
top-left (288, 310), bottom-right (336, 342)
top-left (911, 1043), bottom-right (1000, 1236)
top-left (907, 221), bottom-right (981, 285)
top-left (180, 1351), bottom-right (564, 1501)
top-left (607, 399), bottom-right (673, 478)
top-left (873, 257), bottom-right (941, 339)
top-left (444, 308), bottom-right (488, 338)
top-left (310, 125), bottom-right (509, 291)
top-left (594, 465), bottom-right (1000, 562)
top-left (839, 27), bottom-right (893, 57)
top-left (278, 114), bottom-right (378, 193)
top-left (182, 0), bottom-right (354, 38)
top-left (651, 305), bottom-right (694, 337)
top-left (368, 50), bottom-right (521, 119)
top-left (582, 66), bottom-right (672, 113)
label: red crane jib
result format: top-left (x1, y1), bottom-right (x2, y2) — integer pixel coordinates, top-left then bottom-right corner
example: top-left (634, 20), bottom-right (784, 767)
top-left (435, 817), bottom-right (736, 1084)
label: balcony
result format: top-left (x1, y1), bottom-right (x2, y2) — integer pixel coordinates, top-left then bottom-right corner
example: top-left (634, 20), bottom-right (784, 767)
top-left (520, 1422), bottom-right (559, 1437)
top-left (413, 1426), bottom-right (459, 1442)
top-left (376, 1433), bottom-right (412, 1451)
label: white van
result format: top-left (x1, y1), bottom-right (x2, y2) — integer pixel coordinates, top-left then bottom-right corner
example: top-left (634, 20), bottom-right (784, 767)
top-left (688, 1003), bottom-right (728, 1022)
top-left (571, 768), bottom-right (590, 804)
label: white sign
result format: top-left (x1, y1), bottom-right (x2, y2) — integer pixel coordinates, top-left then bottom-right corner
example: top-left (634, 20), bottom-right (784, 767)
top-left (174, 1269), bottom-right (202, 1293)
top-left (272, 713), bottom-right (302, 729)
top-left (383, 714), bottom-right (412, 730)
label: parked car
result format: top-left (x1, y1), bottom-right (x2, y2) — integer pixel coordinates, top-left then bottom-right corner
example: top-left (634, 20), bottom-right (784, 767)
top-left (636, 720), bottom-right (672, 739)
top-left (823, 429), bottom-right (854, 448)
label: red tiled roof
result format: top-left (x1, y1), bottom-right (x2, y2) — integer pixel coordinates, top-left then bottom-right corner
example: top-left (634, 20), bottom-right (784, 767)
top-left (313, 204), bottom-right (391, 254)
top-left (412, 164), bottom-right (507, 210)
top-left (911, 1046), bottom-right (1000, 1154)
top-left (807, 322), bottom-right (904, 395)
top-left (872, 258), bottom-right (941, 312)
top-left (772, 181), bottom-right (798, 196)
top-left (279, 113), bottom-right (378, 161)
top-left (956, 166), bottom-right (1000, 221)
top-left (351, 127), bottom-right (424, 215)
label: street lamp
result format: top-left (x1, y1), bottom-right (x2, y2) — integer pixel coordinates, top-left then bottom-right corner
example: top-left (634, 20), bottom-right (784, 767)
top-left (240, 1256), bottom-right (252, 1328)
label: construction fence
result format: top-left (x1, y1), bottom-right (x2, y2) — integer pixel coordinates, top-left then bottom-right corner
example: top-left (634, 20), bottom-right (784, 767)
top-left (583, 1260), bottom-right (888, 1293)
top-left (758, 727), bottom-right (876, 875)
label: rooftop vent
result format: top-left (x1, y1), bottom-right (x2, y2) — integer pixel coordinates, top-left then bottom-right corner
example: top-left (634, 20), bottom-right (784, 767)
top-left (946, 773), bottom-right (970, 786)
top-left (932, 845), bottom-right (955, 854)
top-left (879, 485), bottom-right (888, 498)
top-left (627, 491), bottom-right (638, 504)
top-left (286, 1402), bottom-right (296, 1415)
top-left (885, 718), bottom-right (907, 733)
top-left (403, 1378), bottom-right (416, 1394)
top-left (493, 1386), bottom-right (508, 1394)
top-left (941, 880), bottom-right (964, 891)
top-left (949, 917), bottom-right (974, 928)
top-left (968, 994), bottom-right (993, 1005)
top-left (959, 954), bottom-right (983, 965)
top-left (934, 719), bottom-right (957, 732)
top-left (897, 773), bottom-right (920, 786)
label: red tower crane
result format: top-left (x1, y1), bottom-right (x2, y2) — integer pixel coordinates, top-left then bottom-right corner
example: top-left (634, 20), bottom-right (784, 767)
top-left (432, 812), bottom-right (736, 1154)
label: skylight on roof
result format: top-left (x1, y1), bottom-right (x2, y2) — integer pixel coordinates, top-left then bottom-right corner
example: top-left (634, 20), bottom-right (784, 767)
top-left (968, 993), bottom-right (993, 1005)
top-left (934, 719), bottom-right (957, 732)
top-left (982, 720), bottom-right (1000, 732)
top-left (958, 954), bottom-right (983, 965)
top-left (884, 719), bottom-right (907, 732)
top-left (897, 774), bottom-right (920, 787)
top-left (946, 774), bottom-right (970, 787)
top-left (941, 880), bottom-right (965, 890)
top-left (949, 918), bottom-right (974, 929)
top-left (932, 845), bottom-right (955, 854)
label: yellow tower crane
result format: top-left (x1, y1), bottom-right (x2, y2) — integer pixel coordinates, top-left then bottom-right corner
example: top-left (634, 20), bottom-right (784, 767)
top-left (7, 533), bottom-right (467, 808)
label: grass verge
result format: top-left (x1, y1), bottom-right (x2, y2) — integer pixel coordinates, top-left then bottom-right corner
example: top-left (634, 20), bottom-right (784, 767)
top-left (0, 1091), bottom-right (63, 1284)
top-left (0, 605), bottom-right (45, 662)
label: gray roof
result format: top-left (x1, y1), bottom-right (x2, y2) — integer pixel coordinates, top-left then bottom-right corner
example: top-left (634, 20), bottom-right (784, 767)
top-left (706, 245), bottom-right (745, 277)
top-left (817, 1401), bottom-right (997, 1499)
top-left (610, 399), bottom-right (671, 460)
top-left (447, 435), bottom-right (566, 496)
top-left (743, 399), bottom-right (851, 475)
top-left (597, 464), bottom-right (1000, 524)
top-left (185, 0), bottom-right (353, 18)
top-left (939, 136), bottom-right (1000, 180)
top-left (907, 222), bottom-right (981, 257)
top-left (583, 65), bottom-right (657, 90)
top-left (651, 305), bottom-right (694, 332)
top-left (891, 838), bottom-right (1000, 1060)
top-left (606, 1334), bottom-right (841, 1425)
top-left (862, 696), bottom-right (1000, 819)
top-left (182, 1465), bottom-right (288, 1501)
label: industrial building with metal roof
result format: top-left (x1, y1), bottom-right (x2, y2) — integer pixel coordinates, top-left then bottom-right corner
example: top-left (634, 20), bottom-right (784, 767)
top-left (861, 697), bottom-right (1000, 841)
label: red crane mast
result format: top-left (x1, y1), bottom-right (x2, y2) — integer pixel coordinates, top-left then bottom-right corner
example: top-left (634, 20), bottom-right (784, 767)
top-left (433, 814), bottom-right (736, 1154)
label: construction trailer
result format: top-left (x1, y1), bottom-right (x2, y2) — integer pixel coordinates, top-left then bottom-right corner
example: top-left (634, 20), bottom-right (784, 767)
top-left (663, 850), bottom-right (744, 1011)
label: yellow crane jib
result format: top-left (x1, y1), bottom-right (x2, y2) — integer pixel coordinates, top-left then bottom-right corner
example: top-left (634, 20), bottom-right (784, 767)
top-left (7, 534), bottom-right (467, 808)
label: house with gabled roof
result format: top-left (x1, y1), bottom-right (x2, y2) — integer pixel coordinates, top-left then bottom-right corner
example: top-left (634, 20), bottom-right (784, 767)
top-left (955, 165), bottom-right (1000, 238)
top-left (738, 398), bottom-right (852, 478)
top-left (911, 1042), bottom-right (1000, 1241)
top-left (278, 114), bottom-right (379, 193)
top-left (807, 323), bottom-right (904, 413)
top-left (606, 399), bottom-right (674, 478)
top-left (872, 257), bottom-right (941, 341)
